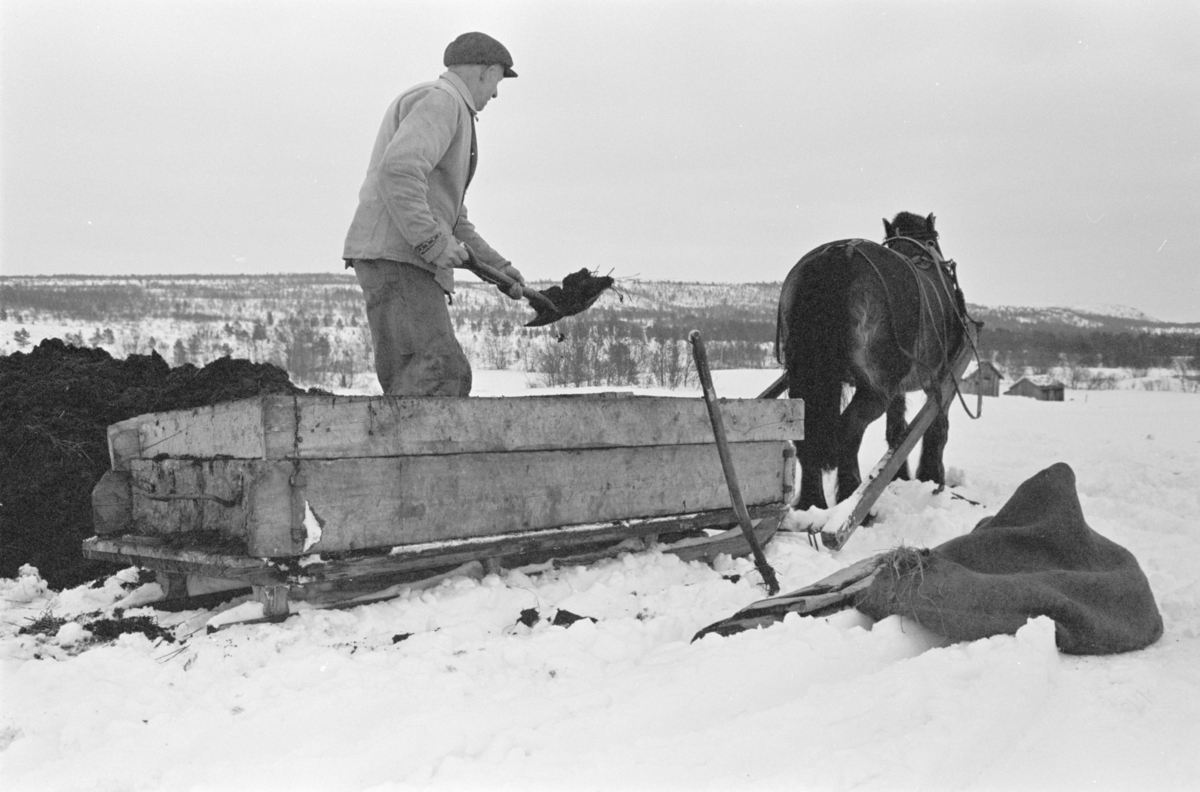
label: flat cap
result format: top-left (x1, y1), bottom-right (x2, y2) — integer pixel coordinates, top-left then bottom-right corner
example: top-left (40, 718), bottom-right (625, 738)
top-left (444, 32), bottom-right (517, 78)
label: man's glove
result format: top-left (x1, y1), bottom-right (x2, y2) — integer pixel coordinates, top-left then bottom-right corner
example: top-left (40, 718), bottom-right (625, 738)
top-left (497, 263), bottom-right (526, 300)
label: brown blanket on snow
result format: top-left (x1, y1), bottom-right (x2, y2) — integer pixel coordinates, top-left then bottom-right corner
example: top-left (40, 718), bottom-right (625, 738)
top-left (855, 462), bottom-right (1163, 654)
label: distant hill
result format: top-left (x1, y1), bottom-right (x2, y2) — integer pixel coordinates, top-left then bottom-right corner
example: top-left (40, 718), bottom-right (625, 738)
top-left (966, 303), bottom-right (1200, 336)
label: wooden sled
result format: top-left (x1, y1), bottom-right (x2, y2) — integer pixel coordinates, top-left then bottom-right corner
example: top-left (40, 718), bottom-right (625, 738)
top-left (84, 392), bottom-right (803, 620)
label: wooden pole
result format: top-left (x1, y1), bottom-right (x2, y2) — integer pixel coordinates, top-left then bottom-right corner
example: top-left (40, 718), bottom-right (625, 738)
top-left (688, 331), bottom-right (780, 595)
top-left (756, 373), bottom-right (788, 400)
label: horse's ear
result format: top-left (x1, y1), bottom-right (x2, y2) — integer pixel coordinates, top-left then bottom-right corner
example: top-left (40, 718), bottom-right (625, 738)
top-left (883, 218), bottom-right (894, 238)
top-left (926, 213), bottom-right (936, 231)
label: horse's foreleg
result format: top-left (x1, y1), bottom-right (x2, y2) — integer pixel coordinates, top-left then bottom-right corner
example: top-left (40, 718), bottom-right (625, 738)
top-left (915, 406), bottom-right (950, 485)
top-left (885, 395), bottom-right (911, 481)
top-left (833, 388), bottom-right (890, 503)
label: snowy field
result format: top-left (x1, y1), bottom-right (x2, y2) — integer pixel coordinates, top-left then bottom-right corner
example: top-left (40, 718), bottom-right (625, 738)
top-left (2, 371), bottom-right (1198, 791)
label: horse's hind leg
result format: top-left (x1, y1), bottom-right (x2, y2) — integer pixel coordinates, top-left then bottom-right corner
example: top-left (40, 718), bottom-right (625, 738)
top-left (833, 387), bottom-right (891, 502)
top-left (790, 378), bottom-right (840, 511)
top-left (915, 403), bottom-right (950, 486)
top-left (885, 394), bottom-right (911, 481)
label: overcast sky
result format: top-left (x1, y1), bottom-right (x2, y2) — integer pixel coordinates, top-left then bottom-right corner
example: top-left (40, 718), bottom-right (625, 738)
top-left (2, 0), bottom-right (1197, 321)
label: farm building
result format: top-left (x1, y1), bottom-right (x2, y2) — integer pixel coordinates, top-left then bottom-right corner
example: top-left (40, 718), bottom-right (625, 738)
top-left (1005, 376), bottom-right (1065, 401)
top-left (960, 361), bottom-right (1004, 397)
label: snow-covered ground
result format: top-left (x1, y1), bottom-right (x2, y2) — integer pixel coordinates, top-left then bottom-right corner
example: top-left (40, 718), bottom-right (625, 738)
top-left (2, 372), bottom-right (1198, 791)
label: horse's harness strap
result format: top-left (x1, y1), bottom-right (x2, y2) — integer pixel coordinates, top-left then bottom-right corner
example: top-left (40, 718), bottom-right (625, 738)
top-left (814, 235), bottom-right (983, 422)
top-left (843, 237), bottom-right (982, 418)
top-left (881, 235), bottom-right (985, 420)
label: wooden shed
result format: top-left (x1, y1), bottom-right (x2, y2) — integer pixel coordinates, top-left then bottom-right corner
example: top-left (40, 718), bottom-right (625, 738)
top-left (1005, 376), bottom-right (1065, 401)
top-left (960, 361), bottom-right (1004, 397)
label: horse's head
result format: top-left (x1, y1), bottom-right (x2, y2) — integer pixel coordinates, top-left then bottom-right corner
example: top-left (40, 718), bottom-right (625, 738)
top-left (883, 212), bottom-right (943, 259)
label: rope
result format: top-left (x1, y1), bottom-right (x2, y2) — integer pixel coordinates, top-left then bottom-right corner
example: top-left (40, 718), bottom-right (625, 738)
top-left (926, 256), bottom-right (985, 420)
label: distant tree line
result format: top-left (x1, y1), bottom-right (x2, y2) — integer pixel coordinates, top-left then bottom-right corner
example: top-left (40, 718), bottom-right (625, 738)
top-left (978, 327), bottom-right (1200, 374)
top-left (3, 275), bottom-right (1198, 390)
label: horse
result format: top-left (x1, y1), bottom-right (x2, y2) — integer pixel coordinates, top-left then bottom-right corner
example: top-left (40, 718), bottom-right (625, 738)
top-left (776, 211), bottom-right (970, 512)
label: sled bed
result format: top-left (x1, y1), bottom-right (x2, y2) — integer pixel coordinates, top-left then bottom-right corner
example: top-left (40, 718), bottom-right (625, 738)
top-left (84, 392), bottom-right (802, 616)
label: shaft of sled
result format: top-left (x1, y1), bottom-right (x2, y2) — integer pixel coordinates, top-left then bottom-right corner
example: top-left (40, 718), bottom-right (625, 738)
top-left (756, 373), bottom-right (787, 400)
top-left (688, 330), bottom-right (781, 595)
top-left (821, 341), bottom-right (975, 551)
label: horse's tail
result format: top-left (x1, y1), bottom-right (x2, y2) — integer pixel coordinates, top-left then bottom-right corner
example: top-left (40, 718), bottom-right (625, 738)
top-left (778, 244), bottom-right (863, 461)
top-left (777, 243), bottom-right (852, 369)
top-left (775, 264), bottom-right (802, 366)
top-left (783, 241), bottom-right (919, 398)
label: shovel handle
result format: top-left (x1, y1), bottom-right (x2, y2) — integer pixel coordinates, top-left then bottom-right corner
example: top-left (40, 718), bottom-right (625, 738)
top-left (462, 250), bottom-right (561, 317)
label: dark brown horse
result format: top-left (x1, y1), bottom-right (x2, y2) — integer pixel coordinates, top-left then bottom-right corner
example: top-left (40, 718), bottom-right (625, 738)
top-left (777, 212), bottom-right (969, 511)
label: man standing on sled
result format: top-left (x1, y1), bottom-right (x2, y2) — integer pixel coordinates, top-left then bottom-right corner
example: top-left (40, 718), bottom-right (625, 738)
top-left (343, 32), bottom-right (526, 396)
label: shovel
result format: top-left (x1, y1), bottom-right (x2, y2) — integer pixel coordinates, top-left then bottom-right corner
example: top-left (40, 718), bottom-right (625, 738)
top-left (462, 248), bottom-right (614, 327)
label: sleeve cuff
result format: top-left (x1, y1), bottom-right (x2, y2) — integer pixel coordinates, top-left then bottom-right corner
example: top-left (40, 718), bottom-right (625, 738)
top-left (415, 232), bottom-right (448, 263)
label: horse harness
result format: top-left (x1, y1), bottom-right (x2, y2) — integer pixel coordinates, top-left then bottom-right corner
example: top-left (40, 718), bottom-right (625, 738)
top-left (842, 234), bottom-right (983, 419)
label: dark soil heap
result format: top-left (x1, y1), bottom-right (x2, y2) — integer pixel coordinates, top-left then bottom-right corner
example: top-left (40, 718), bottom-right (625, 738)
top-left (1, 339), bottom-right (309, 589)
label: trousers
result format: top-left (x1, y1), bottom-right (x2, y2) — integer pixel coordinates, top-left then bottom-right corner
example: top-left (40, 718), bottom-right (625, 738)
top-left (351, 259), bottom-right (472, 396)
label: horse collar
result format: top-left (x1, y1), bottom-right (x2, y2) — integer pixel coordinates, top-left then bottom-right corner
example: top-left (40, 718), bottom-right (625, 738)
top-left (884, 235), bottom-right (945, 268)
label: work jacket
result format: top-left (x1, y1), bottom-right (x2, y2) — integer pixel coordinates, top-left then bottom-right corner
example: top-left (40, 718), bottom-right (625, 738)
top-left (343, 71), bottom-right (508, 293)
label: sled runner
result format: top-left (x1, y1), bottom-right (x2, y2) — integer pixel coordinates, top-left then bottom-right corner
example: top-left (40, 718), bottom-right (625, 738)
top-left (84, 392), bottom-right (802, 619)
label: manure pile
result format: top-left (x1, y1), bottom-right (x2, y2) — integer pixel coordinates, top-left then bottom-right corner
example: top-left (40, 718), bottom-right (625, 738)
top-left (1, 339), bottom-right (309, 588)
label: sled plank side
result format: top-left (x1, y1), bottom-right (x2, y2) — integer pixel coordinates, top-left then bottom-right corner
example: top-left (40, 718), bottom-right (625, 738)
top-left (110, 394), bottom-right (804, 463)
top-left (247, 442), bottom-right (791, 556)
top-left (107, 422), bottom-right (143, 472)
top-left (114, 398), bottom-right (267, 469)
top-left (280, 395), bottom-right (804, 459)
top-left (129, 458), bottom-right (258, 540)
